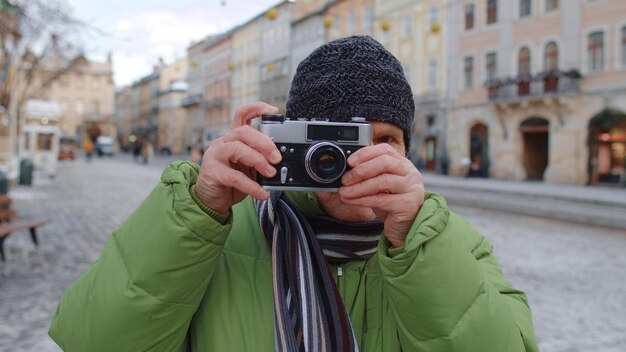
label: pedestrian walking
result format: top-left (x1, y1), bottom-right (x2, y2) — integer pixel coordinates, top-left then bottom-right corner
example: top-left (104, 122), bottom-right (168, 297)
top-left (82, 138), bottom-right (94, 162)
top-left (190, 143), bottom-right (204, 166)
top-left (132, 140), bottom-right (142, 162)
top-left (140, 141), bottom-right (152, 164)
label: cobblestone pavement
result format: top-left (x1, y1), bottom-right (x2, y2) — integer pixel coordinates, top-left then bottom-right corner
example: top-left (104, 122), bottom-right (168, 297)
top-left (1, 156), bottom-right (625, 351)
top-left (452, 206), bottom-right (626, 352)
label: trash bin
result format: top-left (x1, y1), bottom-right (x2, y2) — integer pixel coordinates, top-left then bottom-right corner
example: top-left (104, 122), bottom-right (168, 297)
top-left (19, 159), bottom-right (33, 185)
top-left (0, 171), bottom-right (7, 194)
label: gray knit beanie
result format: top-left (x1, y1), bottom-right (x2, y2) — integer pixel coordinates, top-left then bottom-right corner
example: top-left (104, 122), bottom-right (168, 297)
top-left (286, 35), bottom-right (415, 151)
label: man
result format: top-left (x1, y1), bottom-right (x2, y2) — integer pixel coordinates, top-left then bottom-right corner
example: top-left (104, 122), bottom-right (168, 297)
top-left (49, 36), bottom-right (538, 351)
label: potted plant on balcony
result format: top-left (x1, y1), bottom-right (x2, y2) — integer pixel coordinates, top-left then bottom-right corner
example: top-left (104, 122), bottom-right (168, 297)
top-left (516, 73), bottom-right (532, 96)
top-left (541, 69), bottom-right (561, 92)
top-left (484, 79), bottom-right (501, 99)
top-left (563, 69), bottom-right (582, 79)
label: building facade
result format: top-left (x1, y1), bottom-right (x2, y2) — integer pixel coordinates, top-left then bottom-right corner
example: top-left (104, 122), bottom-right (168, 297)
top-left (290, 4), bottom-right (328, 87)
top-left (203, 33), bottom-right (233, 144)
top-left (183, 36), bottom-right (213, 151)
top-left (326, 0), bottom-right (374, 41)
top-left (0, 0), bottom-right (23, 170)
top-left (447, 0), bottom-right (626, 185)
top-left (157, 80), bottom-right (188, 155)
top-left (45, 55), bottom-right (115, 139)
top-left (133, 72), bottom-right (158, 143)
top-left (156, 57), bottom-right (188, 155)
top-left (231, 15), bottom-right (263, 115)
top-left (374, 0), bottom-right (448, 172)
top-left (259, 1), bottom-right (294, 112)
top-left (114, 87), bottom-right (133, 151)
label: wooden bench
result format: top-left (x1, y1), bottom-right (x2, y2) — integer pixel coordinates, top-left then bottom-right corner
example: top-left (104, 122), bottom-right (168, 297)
top-left (0, 195), bottom-right (48, 261)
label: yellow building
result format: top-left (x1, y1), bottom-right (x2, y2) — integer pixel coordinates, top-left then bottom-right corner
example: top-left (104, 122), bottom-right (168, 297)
top-left (156, 57), bottom-right (188, 155)
top-left (326, 0), bottom-right (374, 41)
top-left (0, 0), bottom-right (20, 169)
top-left (374, 0), bottom-right (448, 172)
top-left (45, 55), bottom-right (115, 139)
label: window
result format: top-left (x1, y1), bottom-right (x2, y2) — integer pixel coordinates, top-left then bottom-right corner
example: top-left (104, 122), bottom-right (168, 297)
top-left (544, 42), bottom-right (559, 71)
top-left (402, 63), bottom-right (410, 81)
top-left (464, 4), bottom-right (475, 30)
top-left (92, 77), bottom-right (99, 90)
top-left (348, 13), bottom-right (355, 35)
top-left (363, 6), bottom-right (373, 33)
top-left (487, 0), bottom-right (498, 25)
top-left (402, 14), bottom-right (412, 39)
top-left (381, 30), bottom-right (389, 45)
top-left (429, 6), bottom-right (439, 27)
top-left (621, 26), bottom-right (626, 67)
top-left (92, 100), bottom-right (100, 116)
top-left (545, 0), bottom-right (559, 11)
top-left (76, 74), bottom-right (84, 89)
top-left (588, 31), bottom-right (604, 72)
top-left (486, 52), bottom-right (497, 81)
top-left (332, 16), bottom-right (340, 39)
top-left (59, 75), bottom-right (69, 87)
top-left (518, 47), bottom-right (531, 75)
top-left (520, 0), bottom-right (532, 18)
top-left (76, 99), bottom-right (84, 116)
top-left (464, 56), bottom-right (474, 89)
top-left (428, 59), bottom-right (438, 89)
top-left (37, 133), bottom-right (53, 151)
top-left (24, 133), bottom-right (30, 151)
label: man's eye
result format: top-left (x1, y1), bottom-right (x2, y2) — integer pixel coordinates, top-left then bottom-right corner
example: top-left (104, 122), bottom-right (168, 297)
top-left (376, 135), bottom-right (392, 144)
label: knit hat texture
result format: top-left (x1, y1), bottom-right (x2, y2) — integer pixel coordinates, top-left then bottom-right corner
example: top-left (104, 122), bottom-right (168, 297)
top-left (286, 35), bottom-right (415, 150)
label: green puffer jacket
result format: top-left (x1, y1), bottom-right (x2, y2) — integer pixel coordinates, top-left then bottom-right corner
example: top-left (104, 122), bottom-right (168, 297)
top-left (49, 161), bottom-right (538, 351)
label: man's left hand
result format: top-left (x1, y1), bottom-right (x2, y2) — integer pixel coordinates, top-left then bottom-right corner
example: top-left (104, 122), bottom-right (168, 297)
top-left (338, 144), bottom-right (425, 248)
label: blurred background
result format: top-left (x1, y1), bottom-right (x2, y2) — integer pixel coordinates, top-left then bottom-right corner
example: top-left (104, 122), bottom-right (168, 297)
top-left (0, 0), bottom-right (625, 351)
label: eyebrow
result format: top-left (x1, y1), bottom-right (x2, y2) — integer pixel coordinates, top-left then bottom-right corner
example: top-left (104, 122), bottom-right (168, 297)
top-left (373, 126), bottom-right (403, 139)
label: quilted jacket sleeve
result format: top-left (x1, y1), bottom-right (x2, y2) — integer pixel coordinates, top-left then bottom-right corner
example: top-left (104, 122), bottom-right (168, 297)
top-left (49, 161), bottom-right (232, 352)
top-left (377, 193), bottom-right (539, 352)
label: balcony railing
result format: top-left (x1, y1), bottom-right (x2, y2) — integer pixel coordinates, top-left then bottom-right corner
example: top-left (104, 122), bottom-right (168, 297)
top-left (204, 98), bottom-right (223, 109)
top-left (181, 94), bottom-right (204, 107)
top-left (485, 70), bottom-right (581, 102)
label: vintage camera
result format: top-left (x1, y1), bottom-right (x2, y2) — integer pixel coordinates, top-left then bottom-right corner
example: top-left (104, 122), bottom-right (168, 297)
top-left (257, 114), bottom-right (372, 192)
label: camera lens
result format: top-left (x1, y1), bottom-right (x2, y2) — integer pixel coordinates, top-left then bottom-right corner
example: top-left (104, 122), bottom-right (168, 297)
top-left (305, 142), bottom-right (347, 184)
top-left (318, 154), bottom-right (337, 173)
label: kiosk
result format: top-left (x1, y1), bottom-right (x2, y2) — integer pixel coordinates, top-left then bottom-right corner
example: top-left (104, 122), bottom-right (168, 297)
top-left (20, 100), bottom-right (62, 178)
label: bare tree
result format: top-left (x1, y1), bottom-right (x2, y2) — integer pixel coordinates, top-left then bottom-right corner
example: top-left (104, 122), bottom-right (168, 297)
top-left (0, 0), bottom-right (87, 114)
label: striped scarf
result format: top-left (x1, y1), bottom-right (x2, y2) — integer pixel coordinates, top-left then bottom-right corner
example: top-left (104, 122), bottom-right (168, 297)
top-left (255, 191), bottom-right (383, 352)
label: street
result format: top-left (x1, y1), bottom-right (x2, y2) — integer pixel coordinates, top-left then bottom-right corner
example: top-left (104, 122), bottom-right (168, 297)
top-left (1, 155), bottom-right (625, 352)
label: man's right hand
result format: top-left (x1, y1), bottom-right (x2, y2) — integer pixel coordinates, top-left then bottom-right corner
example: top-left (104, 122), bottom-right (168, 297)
top-left (194, 102), bottom-right (282, 214)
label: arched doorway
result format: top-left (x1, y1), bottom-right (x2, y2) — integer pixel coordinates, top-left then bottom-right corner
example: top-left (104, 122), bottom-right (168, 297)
top-left (467, 123), bottom-right (489, 177)
top-left (588, 109), bottom-right (626, 184)
top-left (520, 117), bottom-right (550, 180)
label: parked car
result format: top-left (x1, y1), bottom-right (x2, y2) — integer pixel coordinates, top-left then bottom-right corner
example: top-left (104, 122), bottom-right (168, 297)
top-left (96, 136), bottom-right (114, 156)
top-left (160, 147), bottom-right (172, 156)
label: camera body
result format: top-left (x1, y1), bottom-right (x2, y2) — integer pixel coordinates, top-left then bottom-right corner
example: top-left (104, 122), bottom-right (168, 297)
top-left (257, 114), bottom-right (372, 192)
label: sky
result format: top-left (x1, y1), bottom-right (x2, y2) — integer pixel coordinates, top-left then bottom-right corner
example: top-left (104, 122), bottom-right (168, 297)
top-left (64, 0), bottom-right (281, 88)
